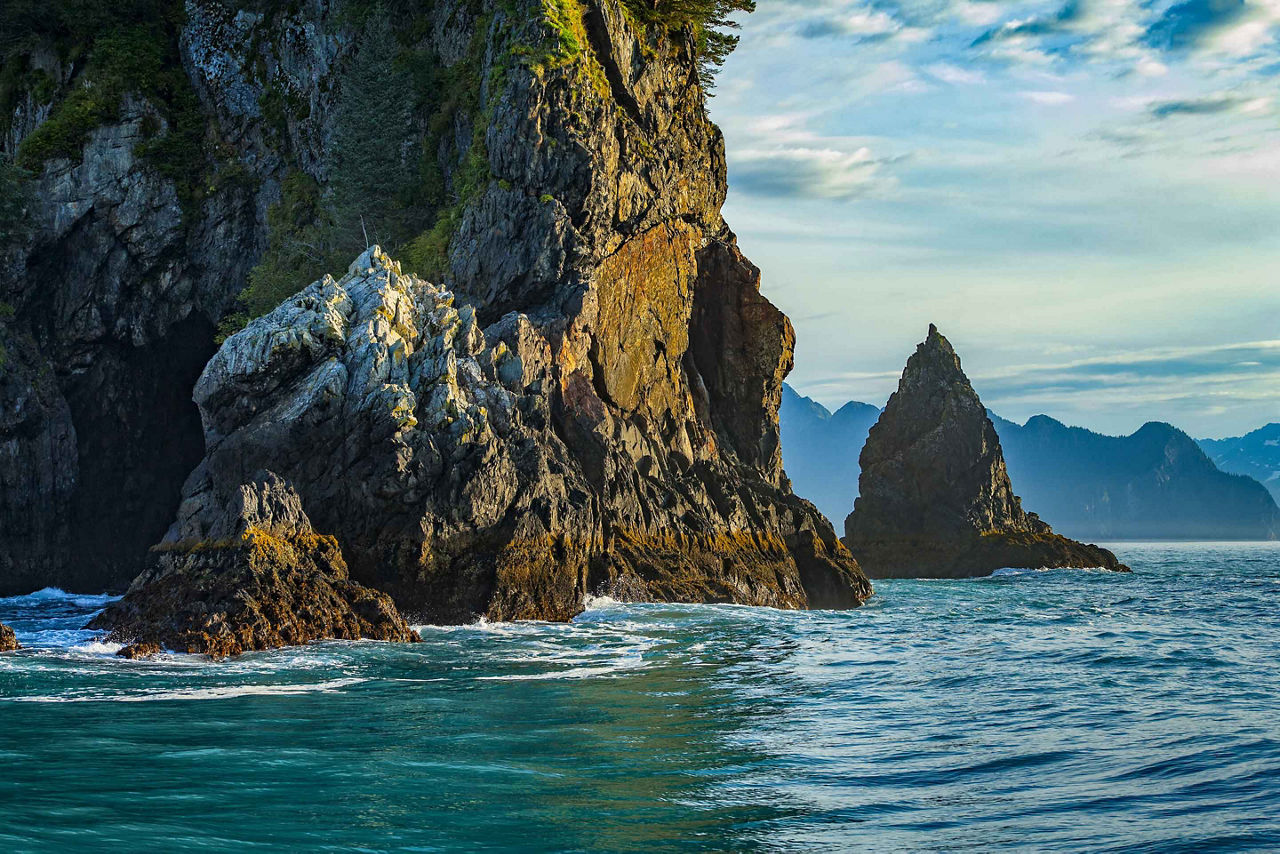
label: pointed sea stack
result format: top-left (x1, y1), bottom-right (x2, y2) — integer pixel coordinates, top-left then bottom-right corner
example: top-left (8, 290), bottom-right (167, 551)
top-left (0, 623), bottom-right (19, 652)
top-left (843, 325), bottom-right (1129, 578)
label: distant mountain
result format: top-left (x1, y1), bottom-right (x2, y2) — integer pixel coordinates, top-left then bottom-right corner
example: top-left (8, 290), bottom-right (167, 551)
top-left (778, 385), bottom-right (879, 525)
top-left (990, 415), bottom-right (1280, 541)
top-left (779, 383), bottom-right (1280, 540)
top-left (1198, 424), bottom-right (1280, 505)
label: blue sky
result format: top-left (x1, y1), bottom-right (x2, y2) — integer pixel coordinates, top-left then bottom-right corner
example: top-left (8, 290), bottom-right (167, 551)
top-left (709, 0), bottom-right (1280, 438)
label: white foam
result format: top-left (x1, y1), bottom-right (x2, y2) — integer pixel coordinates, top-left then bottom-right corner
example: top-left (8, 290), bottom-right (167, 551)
top-left (68, 640), bottom-right (124, 656)
top-left (12, 677), bottom-right (365, 704)
top-left (989, 566), bottom-right (1110, 577)
top-left (582, 594), bottom-right (622, 611)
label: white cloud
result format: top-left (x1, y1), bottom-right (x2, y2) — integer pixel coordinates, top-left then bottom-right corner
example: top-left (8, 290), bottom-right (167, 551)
top-left (926, 62), bottom-right (987, 84)
top-left (1020, 90), bottom-right (1076, 104)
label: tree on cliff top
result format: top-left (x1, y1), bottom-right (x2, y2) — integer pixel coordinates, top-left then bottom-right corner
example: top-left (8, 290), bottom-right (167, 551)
top-left (623, 0), bottom-right (756, 88)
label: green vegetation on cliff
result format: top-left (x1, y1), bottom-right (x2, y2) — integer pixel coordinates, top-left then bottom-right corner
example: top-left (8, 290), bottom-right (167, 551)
top-left (3, 0), bottom-right (209, 211)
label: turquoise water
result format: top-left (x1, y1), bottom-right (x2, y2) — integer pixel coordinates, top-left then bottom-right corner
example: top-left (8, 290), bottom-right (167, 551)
top-left (2, 542), bottom-right (1279, 852)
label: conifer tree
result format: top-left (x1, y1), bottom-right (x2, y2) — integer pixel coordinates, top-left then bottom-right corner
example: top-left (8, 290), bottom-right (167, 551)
top-left (329, 6), bottom-right (414, 253)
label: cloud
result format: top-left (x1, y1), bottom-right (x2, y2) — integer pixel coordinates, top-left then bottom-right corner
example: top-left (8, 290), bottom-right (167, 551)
top-left (730, 145), bottom-right (904, 200)
top-left (925, 62), bottom-right (987, 84)
top-left (1149, 92), bottom-right (1273, 117)
top-left (1020, 89), bottom-right (1076, 104)
top-left (1144, 0), bottom-right (1251, 51)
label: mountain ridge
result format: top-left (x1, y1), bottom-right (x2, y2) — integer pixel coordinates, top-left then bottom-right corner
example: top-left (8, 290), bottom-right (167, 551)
top-left (781, 384), bottom-right (1280, 541)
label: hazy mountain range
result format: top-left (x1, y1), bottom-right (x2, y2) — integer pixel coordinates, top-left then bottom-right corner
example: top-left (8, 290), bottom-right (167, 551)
top-left (1198, 425), bottom-right (1280, 506)
top-left (781, 385), bottom-right (1280, 541)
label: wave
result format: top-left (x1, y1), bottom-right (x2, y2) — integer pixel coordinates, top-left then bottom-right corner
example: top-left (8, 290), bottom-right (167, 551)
top-left (11, 677), bottom-right (365, 704)
top-left (0, 587), bottom-right (118, 609)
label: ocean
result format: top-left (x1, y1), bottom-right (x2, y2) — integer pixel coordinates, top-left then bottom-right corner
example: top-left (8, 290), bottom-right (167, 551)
top-left (1, 542), bottom-right (1278, 852)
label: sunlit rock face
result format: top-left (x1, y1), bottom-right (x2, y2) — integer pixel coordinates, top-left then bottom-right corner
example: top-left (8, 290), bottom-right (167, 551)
top-left (2, 0), bottom-right (869, 613)
top-left (123, 246), bottom-right (868, 626)
top-left (91, 470), bottom-right (420, 659)
top-left (845, 325), bottom-right (1128, 579)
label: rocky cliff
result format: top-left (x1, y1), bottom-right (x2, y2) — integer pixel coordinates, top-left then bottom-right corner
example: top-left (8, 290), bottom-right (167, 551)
top-left (844, 325), bottom-right (1127, 578)
top-left (3, 1), bottom-right (868, 624)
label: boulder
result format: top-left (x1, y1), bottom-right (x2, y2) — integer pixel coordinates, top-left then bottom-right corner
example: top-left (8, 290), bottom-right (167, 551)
top-left (89, 471), bottom-right (420, 658)
top-left (844, 325), bottom-right (1129, 578)
top-left (0, 623), bottom-right (19, 652)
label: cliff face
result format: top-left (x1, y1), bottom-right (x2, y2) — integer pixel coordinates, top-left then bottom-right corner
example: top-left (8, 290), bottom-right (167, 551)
top-left (3, 1), bottom-right (868, 619)
top-left (844, 326), bottom-right (1127, 578)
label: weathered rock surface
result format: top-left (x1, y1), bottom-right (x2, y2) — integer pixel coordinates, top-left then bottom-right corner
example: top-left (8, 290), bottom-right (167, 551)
top-left (5, 0), bottom-right (868, 620)
top-left (90, 471), bottom-right (420, 658)
top-left (844, 325), bottom-right (1128, 578)
top-left (127, 247), bottom-right (868, 625)
top-left (0, 622), bottom-right (19, 652)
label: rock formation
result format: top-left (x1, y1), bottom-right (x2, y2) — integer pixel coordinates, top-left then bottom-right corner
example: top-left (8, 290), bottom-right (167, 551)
top-left (2, 1), bottom-right (869, 629)
top-left (844, 325), bottom-right (1128, 578)
top-left (88, 246), bottom-right (867, 641)
top-left (0, 622), bottom-right (19, 652)
top-left (90, 471), bottom-right (420, 658)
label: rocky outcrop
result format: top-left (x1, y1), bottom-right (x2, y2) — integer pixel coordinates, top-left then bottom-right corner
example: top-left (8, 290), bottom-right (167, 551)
top-left (0, 622), bottom-right (19, 652)
top-left (90, 471), bottom-right (419, 658)
top-left (98, 247), bottom-right (867, 629)
top-left (2, 1), bottom-right (867, 614)
top-left (844, 325), bottom-right (1128, 578)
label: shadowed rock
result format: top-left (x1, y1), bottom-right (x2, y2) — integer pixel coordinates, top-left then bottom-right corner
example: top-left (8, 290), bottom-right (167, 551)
top-left (0, 623), bottom-right (19, 652)
top-left (844, 325), bottom-right (1129, 578)
top-left (123, 248), bottom-right (868, 628)
top-left (89, 471), bottom-right (420, 658)
top-left (10, 1), bottom-right (869, 632)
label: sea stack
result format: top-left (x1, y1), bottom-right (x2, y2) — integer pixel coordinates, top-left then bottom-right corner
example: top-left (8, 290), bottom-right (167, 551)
top-left (0, 623), bottom-right (19, 652)
top-left (843, 325), bottom-right (1128, 578)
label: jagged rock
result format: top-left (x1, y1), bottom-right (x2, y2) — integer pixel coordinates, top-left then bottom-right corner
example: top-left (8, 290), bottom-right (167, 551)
top-left (844, 325), bottom-right (1128, 578)
top-left (89, 471), bottom-right (420, 658)
top-left (139, 247), bottom-right (867, 625)
top-left (0, 623), bottom-right (19, 652)
top-left (4, 1), bottom-right (868, 619)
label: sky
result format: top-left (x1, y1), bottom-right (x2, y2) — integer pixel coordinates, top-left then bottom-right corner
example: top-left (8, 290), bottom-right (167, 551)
top-left (708, 0), bottom-right (1280, 438)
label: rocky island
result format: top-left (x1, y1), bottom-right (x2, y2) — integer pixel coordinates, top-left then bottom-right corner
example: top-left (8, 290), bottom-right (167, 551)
top-left (2, 0), bottom-right (869, 653)
top-left (0, 623), bottom-right (18, 652)
top-left (843, 325), bottom-right (1129, 578)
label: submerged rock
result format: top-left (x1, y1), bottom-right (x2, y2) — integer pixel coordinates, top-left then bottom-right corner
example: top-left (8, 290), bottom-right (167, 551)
top-left (844, 325), bottom-right (1128, 578)
top-left (126, 247), bottom-right (868, 627)
top-left (90, 471), bottom-right (420, 658)
top-left (0, 623), bottom-right (19, 652)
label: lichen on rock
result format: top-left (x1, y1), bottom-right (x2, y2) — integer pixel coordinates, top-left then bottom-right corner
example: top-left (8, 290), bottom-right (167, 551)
top-left (0, 622), bottom-right (19, 652)
top-left (90, 470), bottom-right (420, 659)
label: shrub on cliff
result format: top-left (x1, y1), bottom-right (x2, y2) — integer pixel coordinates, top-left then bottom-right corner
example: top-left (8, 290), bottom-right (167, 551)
top-left (623, 0), bottom-right (755, 87)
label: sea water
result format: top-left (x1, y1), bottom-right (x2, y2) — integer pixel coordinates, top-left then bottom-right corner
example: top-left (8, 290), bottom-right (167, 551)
top-left (1, 542), bottom-right (1278, 852)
